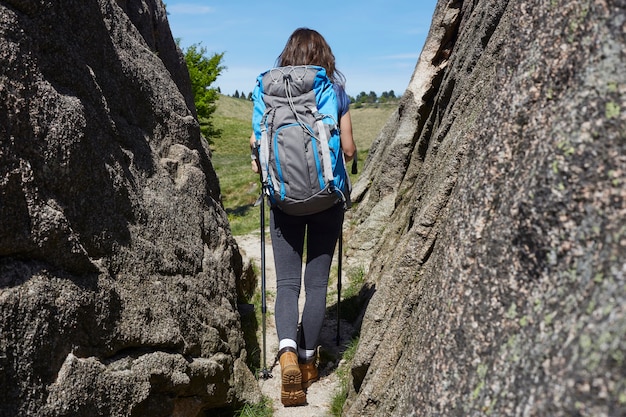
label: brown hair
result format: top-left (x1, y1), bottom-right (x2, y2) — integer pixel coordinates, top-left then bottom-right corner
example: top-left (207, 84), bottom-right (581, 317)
top-left (276, 28), bottom-right (345, 85)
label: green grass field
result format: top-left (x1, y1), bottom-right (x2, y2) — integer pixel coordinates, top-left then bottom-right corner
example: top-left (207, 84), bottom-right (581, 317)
top-left (210, 94), bottom-right (396, 235)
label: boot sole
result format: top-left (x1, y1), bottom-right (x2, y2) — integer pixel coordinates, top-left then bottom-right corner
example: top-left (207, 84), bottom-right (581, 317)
top-left (281, 366), bottom-right (306, 406)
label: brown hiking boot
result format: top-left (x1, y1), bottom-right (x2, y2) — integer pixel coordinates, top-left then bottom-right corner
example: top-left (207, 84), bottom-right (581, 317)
top-left (278, 347), bottom-right (306, 406)
top-left (299, 346), bottom-right (320, 389)
top-left (299, 359), bottom-right (319, 389)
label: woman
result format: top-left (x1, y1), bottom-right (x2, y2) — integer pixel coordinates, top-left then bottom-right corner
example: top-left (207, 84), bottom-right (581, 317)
top-left (249, 28), bottom-right (356, 406)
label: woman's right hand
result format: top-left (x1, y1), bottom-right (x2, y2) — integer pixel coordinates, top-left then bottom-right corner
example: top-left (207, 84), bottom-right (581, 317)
top-left (250, 132), bottom-right (261, 173)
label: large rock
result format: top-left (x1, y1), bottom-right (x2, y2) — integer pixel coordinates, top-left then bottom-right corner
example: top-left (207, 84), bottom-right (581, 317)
top-left (0, 0), bottom-right (259, 415)
top-left (345, 0), bottom-right (625, 416)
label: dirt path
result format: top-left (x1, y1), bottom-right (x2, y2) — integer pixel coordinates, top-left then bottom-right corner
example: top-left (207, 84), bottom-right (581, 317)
top-left (236, 231), bottom-right (355, 417)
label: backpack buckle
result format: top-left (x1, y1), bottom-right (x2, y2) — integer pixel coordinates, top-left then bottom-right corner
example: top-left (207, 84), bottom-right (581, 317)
top-left (308, 106), bottom-right (323, 121)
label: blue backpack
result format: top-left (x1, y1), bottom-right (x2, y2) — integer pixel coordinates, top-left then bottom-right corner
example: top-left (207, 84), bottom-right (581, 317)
top-left (252, 66), bottom-right (350, 216)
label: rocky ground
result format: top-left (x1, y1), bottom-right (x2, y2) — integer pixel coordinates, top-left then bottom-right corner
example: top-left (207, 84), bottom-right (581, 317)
top-left (236, 231), bottom-right (356, 417)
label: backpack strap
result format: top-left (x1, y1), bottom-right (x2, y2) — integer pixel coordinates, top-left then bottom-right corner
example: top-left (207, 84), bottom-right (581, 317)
top-left (308, 106), bottom-right (335, 185)
top-left (259, 113), bottom-right (271, 188)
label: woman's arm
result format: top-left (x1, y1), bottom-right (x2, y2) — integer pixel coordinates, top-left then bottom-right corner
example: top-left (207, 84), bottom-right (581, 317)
top-left (250, 132), bottom-right (260, 173)
top-left (339, 111), bottom-right (356, 161)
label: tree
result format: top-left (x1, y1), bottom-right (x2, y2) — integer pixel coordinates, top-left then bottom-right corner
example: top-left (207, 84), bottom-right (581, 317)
top-left (182, 42), bottom-right (225, 140)
top-left (355, 91), bottom-right (367, 106)
top-left (380, 90), bottom-right (398, 103)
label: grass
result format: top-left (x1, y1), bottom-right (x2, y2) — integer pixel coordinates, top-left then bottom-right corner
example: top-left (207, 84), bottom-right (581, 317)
top-left (350, 103), bottom-right (396, 151)
top-left (209, 95), bottom-right (397, 236)
top-left (328, 266), bottom-right (368, 325)
top-left (330, 337), bottom-right (360, 417)
top-left (327, 266), bottom-right (368, 416)
top-left (234, 396), bottom-right (274, 417)
top-left (209, 96), bottom-right (259, 235)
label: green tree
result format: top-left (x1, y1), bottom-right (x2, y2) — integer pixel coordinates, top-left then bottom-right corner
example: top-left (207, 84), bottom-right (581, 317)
top-left (182, 42), bottom-right (225, 140)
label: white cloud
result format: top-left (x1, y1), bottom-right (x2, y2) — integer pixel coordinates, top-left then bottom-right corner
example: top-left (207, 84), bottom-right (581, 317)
top-left (166, 4), bottom-right (215, 14)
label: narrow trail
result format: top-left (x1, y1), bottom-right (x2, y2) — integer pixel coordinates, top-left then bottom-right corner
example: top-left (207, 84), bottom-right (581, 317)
top-left (236, 231), bottom-right (355, 417)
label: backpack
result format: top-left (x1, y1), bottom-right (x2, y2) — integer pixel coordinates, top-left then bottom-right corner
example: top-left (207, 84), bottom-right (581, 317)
top-left (252, 65), bottom-right (350, 216)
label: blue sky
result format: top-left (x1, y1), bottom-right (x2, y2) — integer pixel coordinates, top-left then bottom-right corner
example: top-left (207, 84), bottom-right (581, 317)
top-left (164, 1), bottom-right (437, 97)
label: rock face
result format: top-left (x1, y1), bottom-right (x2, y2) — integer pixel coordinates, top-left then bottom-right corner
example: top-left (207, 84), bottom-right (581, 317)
top-left (0, 0), bottom-right (258, 416)
top-left (345, 0), bottom-right (625, 416)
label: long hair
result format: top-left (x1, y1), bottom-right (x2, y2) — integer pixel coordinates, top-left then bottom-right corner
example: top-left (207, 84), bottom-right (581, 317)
top-left (276, 28), bottom-right (345, 86)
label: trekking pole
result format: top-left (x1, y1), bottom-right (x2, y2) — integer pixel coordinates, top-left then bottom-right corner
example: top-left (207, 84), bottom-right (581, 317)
top-left (336, 224), bottom-right (342, 346)
top-left (259, 191), bottom-right (272, 379)
top-left (252, 140), bottom-right (272, 379)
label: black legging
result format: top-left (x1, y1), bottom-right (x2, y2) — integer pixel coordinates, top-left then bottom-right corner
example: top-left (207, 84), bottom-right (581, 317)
top-left (270, 203), bottom-right (344, 350)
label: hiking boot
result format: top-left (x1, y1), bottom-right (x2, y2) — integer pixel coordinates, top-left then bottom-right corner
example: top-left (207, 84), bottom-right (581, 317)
top-left (278, 347), bottom-right (306, 406)
top-left (299, 346), bottom-right (320, 389)
top-left (299, 355), bottom-right (319, 390)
